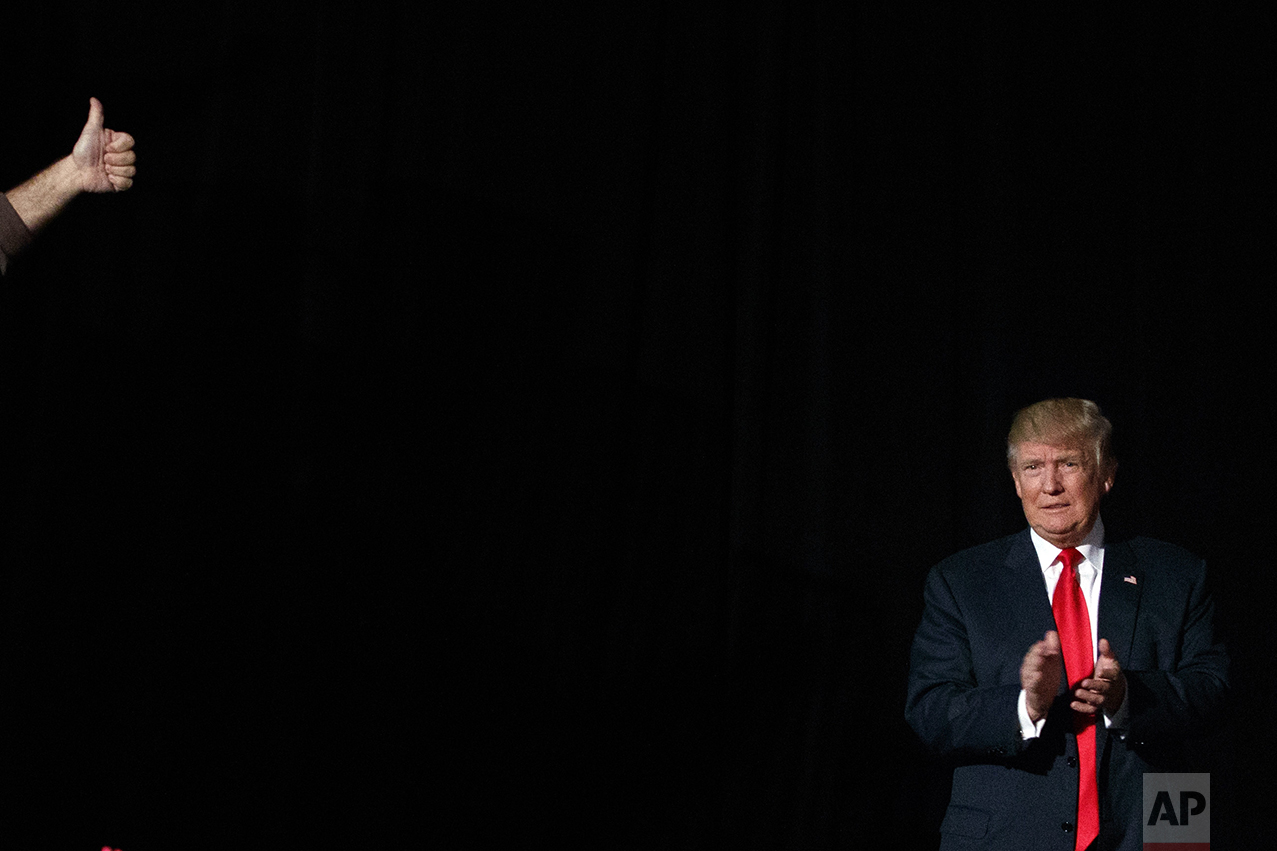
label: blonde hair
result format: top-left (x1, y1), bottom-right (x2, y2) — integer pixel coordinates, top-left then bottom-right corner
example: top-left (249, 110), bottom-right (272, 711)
top-left (1006, 398), bottom-right (1116, 475)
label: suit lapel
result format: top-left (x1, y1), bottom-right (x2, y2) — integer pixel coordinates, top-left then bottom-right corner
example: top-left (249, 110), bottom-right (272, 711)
top-left (1098, 538), bottom-right (1143, 664)
top-left (1003, 530), bottom-right (1058, 646)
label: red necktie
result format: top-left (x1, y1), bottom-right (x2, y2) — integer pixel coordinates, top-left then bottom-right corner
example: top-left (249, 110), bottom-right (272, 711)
top-left (1053, 547), bottom-right (1099, 851)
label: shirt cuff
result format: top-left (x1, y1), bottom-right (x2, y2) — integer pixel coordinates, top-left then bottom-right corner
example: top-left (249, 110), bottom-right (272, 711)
top-left (1104, 686), bottom-right (1130, 730)
top-left (1018, 689), bottom-right (1047, 740)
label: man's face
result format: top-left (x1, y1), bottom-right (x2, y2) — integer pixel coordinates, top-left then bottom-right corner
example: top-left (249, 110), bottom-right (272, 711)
top-left (1010, 441), bottom-right (1112, 548)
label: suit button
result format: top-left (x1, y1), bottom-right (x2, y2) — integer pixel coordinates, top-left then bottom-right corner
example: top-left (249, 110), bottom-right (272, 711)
top-left (1062, 822), bottom-right (1075, 833)
top-left (1067, 757), bottom-right (1078, 768)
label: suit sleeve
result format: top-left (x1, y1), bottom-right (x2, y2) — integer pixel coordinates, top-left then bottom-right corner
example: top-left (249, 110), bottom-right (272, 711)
top-left (905, 565), bottom-right (1026, 759)
top-left (0, 193), bottom-right (34, 276)
top-left (1124, 558), bottom-right (1229, 745)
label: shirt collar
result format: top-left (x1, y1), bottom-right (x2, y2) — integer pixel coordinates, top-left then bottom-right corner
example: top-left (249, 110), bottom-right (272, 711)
top-left (1028, 515), bottom-right (1105, 572)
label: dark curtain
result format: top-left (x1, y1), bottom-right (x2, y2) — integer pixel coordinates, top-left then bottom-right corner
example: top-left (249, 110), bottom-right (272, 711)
top-left (1, 4), bottom-right (1271, 849)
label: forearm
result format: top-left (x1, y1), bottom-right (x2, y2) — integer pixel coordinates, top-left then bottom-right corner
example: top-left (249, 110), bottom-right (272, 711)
top-left (908, 678), bottom-right (1025, 756)
top-left (908, 571), bottom-right (1025, 755)
top-left (1124, 666), bottom-right (1229, 743)
top-left (5, 156), bottom-right (84, 236)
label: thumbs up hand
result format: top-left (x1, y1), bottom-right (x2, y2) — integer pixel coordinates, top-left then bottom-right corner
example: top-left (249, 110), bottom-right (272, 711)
top-left (72, 97), bottom-right (136, 193)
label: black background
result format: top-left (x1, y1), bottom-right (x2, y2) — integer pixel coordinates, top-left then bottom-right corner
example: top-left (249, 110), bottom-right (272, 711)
top-left (2, 4), bottom-right (1272, 849)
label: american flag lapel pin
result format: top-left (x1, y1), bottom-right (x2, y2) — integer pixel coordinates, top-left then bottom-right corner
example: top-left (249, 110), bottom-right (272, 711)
top-left (1124, 575), bottom-right (1138, 585)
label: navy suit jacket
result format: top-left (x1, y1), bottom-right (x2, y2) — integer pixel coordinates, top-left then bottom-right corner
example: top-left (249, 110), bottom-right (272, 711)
top-left (905, 530), bottom-right (1229, 851)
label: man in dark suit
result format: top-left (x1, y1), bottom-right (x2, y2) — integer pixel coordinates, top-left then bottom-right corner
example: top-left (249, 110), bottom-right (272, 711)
top-left (906, 398), bottom-right (1228, 850)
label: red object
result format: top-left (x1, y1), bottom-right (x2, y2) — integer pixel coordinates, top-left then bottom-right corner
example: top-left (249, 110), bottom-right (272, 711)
top-left (1054, 547), bottom-right (1099, 851)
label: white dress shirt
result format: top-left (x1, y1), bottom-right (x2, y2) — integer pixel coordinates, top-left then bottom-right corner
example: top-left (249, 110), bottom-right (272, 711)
top-left (1017, 517), bottom-right (1130, 739)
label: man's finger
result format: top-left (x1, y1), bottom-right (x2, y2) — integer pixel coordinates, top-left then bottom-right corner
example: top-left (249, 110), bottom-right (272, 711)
top-left (1029, 639), bottom-right (1059, 662)
top-left (85, 97), bottom-right (105, 133)
top-left (1098, 637), bottom-right (1122, 660)
top-left (105, 131), bottom-right (135, 153)
top-left (1078, 678), bottom-right (1108, 693)
top-left (1095, 641), bottom-right (1123, 678)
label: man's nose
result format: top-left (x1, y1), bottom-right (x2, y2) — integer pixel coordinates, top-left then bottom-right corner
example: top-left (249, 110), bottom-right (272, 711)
top-left (1041, 467), bottom-right (1064, 492)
